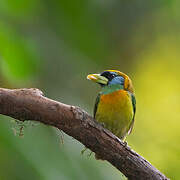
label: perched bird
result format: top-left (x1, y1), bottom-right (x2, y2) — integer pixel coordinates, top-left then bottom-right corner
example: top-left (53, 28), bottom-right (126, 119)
top-left (87, 70), bottom-right (136, 141)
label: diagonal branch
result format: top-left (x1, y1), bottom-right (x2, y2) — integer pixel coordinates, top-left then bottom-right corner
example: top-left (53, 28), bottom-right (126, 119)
top-left (0, 88), bottom-right (169, 180)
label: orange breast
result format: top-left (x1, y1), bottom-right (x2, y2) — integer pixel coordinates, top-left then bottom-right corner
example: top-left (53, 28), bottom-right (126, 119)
top-left (95, 90), bottom-right (133, 139)
top-left (100, 90), bottom-right (127, 104)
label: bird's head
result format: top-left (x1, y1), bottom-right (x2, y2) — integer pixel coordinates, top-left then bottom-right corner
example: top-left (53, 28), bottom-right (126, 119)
top-left (87, 70), bottom-right (134, 93)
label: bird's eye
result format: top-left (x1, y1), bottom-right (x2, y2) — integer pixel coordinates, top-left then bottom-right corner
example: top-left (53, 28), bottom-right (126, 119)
top-left (100, 71), bottom-right (117, 81)
top-left (110, 74), bottom-right (116, 79)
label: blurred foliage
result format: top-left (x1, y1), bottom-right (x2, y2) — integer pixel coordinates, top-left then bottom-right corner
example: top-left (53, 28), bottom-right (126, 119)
top-left (0, 0), bottom-right (180, 179)
top-left (0, 22), bottom-right (39, 84)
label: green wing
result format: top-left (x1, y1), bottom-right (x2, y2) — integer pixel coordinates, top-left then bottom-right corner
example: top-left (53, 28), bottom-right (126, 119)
top-left (128, 93), bottom-right (136, 134)
top-left (93, 93), bottom-right (101, 118)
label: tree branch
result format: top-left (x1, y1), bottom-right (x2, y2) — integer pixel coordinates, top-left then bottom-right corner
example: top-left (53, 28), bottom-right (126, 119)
top-left (0, 88), bottom-right (169, 180)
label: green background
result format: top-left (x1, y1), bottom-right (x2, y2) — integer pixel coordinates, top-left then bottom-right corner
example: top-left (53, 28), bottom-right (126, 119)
top-left (0, 0), bottom-right (179, 179)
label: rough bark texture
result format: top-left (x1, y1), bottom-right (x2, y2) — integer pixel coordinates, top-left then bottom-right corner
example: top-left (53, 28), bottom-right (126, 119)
top-left (0, 88), bottom-right (169, 180)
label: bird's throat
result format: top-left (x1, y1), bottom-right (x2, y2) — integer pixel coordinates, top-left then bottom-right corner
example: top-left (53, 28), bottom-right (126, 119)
top-left (101, 84), bottom-right (124, 95)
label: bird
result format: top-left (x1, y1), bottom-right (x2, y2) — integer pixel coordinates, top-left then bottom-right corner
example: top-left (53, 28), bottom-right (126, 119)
top-left (87, 70), bottom-right (136, 141)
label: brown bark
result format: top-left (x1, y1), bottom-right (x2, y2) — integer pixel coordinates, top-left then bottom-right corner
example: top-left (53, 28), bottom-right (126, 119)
top-left (0, 88), bottom-right (169, 180)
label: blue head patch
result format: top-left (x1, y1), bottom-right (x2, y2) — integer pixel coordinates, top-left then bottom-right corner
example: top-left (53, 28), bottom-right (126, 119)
top-left (108, 76), bottom-right (124, 85)
top-left (100, 71), bottom-right (124, 86)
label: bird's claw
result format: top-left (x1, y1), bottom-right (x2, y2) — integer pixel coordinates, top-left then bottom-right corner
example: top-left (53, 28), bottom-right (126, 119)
top-left (123, 141), bottom-right (128, 147)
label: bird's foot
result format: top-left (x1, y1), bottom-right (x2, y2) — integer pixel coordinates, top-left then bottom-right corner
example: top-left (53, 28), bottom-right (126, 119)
top-left (123, 141), bottom-right (128, 147)
top-left (99, 122), bottom-right (105, 128)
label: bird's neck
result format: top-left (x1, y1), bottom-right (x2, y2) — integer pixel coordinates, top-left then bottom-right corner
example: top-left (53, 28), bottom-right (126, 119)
top-left (101, 84), bottom-right (124, 95)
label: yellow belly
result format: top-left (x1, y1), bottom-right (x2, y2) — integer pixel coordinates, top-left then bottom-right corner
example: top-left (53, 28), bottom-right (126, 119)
top-left (95, 90), bottom-right (133, 139)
